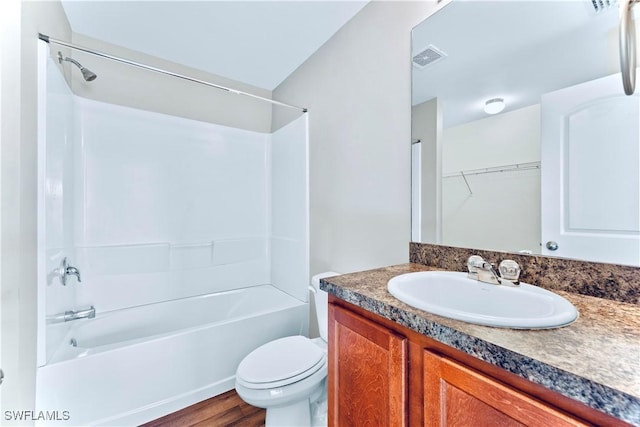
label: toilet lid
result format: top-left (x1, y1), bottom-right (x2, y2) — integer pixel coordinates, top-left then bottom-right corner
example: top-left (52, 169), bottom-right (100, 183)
top-left (237, 336), bottom-right (325, 385)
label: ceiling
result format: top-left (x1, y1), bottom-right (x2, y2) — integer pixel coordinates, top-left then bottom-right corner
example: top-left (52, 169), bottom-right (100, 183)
top-left (61, 0), bottom-right (369, 91)
top-left (412, 0), bottom-right (623, 127)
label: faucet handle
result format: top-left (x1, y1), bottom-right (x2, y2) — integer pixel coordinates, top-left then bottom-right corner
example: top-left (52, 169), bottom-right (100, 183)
top-left (467, 255), bottom-right (485, 279)
top-left (498, 260), bottom-right (521, 283)
top-left (467, 255), bottom-right (485, 269)
top-left (59, 257), bottom-right (82, 286)
top-left (67, 266), bottom-right (82, 283)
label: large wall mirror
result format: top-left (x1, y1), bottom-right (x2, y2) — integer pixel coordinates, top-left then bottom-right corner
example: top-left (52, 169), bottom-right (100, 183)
top-left (411, 0), bottom-right (640, 266)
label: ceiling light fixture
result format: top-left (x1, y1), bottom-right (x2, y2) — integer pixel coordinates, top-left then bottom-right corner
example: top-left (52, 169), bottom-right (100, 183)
top-left (484, 98), bottom-right (505, 115)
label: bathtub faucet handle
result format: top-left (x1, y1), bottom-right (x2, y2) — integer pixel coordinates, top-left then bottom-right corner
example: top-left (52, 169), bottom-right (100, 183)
top-left (60, 257), bottom-right (82, 286)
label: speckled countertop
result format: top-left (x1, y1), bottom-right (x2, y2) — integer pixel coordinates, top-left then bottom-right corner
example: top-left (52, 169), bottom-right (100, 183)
top-left (321, 263), bottom-right (640, 426)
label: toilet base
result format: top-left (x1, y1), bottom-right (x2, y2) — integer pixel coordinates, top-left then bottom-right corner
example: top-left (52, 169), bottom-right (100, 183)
top-left (310, 378), bottom-right (328, 427)
top-left (264, 383), bottom-right (327, 427)
top-left (266, 399), bottom-right (311, 427)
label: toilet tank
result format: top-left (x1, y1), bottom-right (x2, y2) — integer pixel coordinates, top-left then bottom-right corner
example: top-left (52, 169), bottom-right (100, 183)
top-left (311, 272), bottom-right (340, 342)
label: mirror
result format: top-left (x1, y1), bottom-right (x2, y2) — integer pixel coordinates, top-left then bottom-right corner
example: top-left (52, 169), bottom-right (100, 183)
top-left (411, 0), bottom-right (640, 266)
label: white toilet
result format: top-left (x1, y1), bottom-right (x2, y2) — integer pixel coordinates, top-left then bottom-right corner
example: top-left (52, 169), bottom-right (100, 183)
top-left (235, 272), bottom-right (339, 427)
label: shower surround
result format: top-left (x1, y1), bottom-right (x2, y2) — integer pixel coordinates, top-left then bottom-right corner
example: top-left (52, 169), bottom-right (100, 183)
top-left (35, 43), bottom-right (309, 425)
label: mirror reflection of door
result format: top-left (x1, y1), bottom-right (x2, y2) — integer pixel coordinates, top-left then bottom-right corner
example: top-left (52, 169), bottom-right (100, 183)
top-left (411, 99), bottom-right (442, 244)
top-left (541, 73), bottom-right (640, 265)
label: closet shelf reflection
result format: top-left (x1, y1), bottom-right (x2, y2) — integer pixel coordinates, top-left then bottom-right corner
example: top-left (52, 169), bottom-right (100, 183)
top-left (443, 161), bottom-right (540, 179)
top-left (443, 161), bottom-right (540, 195)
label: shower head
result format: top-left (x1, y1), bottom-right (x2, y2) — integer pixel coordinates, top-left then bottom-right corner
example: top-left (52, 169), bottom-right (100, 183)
top-left (79, 67), bottom-right (97, 82)
top-left (58, 51), bottom-right (97, 82)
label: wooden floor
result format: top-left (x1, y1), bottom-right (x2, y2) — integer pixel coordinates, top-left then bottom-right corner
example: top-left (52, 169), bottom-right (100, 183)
top-left (141, 390), bottom-right (265, 427)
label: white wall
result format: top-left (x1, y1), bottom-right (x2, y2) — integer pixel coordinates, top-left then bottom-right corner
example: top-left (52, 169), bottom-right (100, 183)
top-left (273, 1), bottom-right (441, 275)
top-left (70, 97), bottom-right (271, 313)
top-left (1, 0), bottom-right (72, 420)
top-left (441, 105), bottom-right (541, 253)
top-left (271, 115), bottom-right (309, 301)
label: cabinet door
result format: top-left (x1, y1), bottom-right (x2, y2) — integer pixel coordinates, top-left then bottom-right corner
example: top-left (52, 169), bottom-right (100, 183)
top-left (328, 304), bottom-right (408, 427)
top-left (423, 350), bottom-right (589, 427)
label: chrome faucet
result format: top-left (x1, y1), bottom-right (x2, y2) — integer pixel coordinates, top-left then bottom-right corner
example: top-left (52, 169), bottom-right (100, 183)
top-left (467, 256), bottom-right (521, 286)
top-left (48, 306), bottom-right (95, 323)
top-left (59, 257), bottom-right (82, 286)
top-left (479, 261), bottom-right (503, 285)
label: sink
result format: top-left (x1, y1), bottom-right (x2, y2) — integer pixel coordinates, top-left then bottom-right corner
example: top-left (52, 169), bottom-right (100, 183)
top-left (387, 271), bottom-right (578, 329)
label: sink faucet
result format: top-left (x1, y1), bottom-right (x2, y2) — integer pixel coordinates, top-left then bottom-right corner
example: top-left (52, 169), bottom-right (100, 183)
top-left (467, 256), bottom-right (520, 286)
top-left (479, 261), bottom-right (503, 285)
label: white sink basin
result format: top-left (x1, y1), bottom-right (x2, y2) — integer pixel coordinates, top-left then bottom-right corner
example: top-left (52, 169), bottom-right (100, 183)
top-left (387, 271), bottom-right (578, 329)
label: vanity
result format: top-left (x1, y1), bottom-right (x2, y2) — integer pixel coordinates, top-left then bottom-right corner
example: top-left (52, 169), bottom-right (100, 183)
top-left (321, 245), bottom-right (640, 426)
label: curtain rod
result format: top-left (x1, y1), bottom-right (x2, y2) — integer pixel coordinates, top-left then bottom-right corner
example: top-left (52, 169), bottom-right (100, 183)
top-left (39, 33), bottom-right (307, 113)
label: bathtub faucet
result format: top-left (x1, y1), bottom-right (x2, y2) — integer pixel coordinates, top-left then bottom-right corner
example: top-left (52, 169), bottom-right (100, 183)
top-left (48, 306), bottom-right (96, 323)
top-left (59, 257), bottom-right (82, 286)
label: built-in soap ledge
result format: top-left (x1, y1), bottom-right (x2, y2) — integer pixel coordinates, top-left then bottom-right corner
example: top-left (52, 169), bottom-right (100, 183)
top-left (73, 237), bottom-right (268, 275)
top-left (76, 243), bottom-right (170, 275)
top-left (169, 242), bottom-right (214, 270)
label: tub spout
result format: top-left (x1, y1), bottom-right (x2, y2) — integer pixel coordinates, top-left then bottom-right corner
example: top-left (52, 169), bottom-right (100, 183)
top-left (48, 306), bottom-right (95, 323)
top-left (68, 306), bottom-right (95, 321)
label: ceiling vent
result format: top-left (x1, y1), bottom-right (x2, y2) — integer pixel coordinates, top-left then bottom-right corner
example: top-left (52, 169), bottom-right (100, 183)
top-left (412, 45), bottom-right (447, 69)
top-left (591, 0), bottom-right (617, 12)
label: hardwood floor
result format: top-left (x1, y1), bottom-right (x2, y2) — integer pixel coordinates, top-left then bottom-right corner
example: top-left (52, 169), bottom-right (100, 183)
top-left (141, 390), bottom-right (265, 427)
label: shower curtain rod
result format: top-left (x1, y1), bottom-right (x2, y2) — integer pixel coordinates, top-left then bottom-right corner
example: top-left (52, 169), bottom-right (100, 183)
top-left (38, 33), bottom-right (308, 113)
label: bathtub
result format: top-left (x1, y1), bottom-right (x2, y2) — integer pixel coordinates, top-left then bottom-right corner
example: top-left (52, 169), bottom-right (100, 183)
top-left (35, 285), bottom-right (308, 426)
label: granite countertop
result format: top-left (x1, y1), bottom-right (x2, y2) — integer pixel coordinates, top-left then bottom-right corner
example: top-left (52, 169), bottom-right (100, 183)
top-left (321, 263), bottom-right (640, 426)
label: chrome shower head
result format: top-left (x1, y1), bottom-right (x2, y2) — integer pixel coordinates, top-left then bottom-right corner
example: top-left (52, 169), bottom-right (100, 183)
top-left (80, 67), bottom-right (97, 82)
top-left (58, 51), bottom-right (97, 82)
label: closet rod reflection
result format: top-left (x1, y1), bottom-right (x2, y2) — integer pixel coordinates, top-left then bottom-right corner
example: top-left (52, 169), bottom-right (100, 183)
top-left (443, 161), bottom-right (540, 179)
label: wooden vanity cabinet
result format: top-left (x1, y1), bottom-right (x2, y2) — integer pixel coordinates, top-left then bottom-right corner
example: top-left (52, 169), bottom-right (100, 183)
top-left (423, 351), bottom-right (589, 427)
top-left (328, 298), bottom-right (628, 427)
top-left (328, 302), bottom-right (408, 427)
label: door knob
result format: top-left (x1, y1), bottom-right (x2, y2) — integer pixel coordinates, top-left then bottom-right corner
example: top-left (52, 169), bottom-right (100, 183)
top-left (546, 241), bottom-right (559, 251)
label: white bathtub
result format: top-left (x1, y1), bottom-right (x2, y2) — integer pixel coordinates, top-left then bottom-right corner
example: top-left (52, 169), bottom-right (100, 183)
top-left (35, 285), bottom-right (308, 426)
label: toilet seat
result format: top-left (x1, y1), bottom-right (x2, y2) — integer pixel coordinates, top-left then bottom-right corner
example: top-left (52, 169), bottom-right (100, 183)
top-left (236, 336), bottom-right (326, 390)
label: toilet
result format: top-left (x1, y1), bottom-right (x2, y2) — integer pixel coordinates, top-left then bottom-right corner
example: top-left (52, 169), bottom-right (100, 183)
top-left (235, 272), bottom-right (339, 427)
